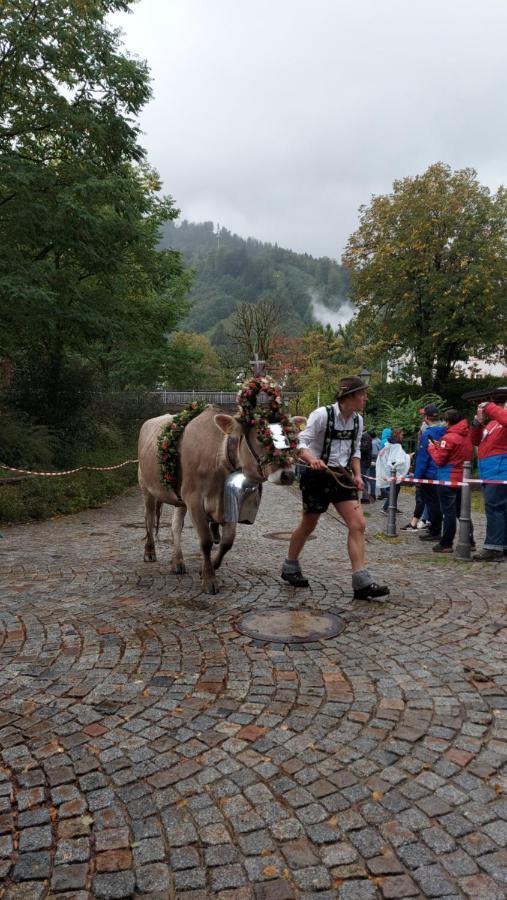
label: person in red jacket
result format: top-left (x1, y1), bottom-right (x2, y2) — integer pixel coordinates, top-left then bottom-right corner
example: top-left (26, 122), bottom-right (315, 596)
top-left (470, 388), bottom-right (507, 561)
top-left (428, 409), bottom-right (474, 553)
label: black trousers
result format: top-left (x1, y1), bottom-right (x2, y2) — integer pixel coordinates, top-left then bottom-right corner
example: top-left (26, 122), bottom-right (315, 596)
top-left (420, 484), bottom-right (442, 537)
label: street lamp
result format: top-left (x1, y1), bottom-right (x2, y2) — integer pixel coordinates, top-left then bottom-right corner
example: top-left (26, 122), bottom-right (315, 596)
top-left (359, 367), bottom-right (371, 385)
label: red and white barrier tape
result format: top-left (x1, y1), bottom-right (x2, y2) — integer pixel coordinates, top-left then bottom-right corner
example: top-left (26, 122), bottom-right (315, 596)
top-left (401, 475), bottom-right (507, 486)
top-left (0, 460), bottom-right (138, 477)
top-left (325, 471), bottom-right (507, 487)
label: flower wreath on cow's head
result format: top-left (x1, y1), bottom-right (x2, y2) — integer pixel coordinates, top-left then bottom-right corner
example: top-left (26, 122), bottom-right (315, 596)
top-left (235, 375), bottom-right (299, 467)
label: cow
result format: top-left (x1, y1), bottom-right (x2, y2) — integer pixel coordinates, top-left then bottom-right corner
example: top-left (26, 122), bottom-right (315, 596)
top-left (138, 403), bottom-right (304, 594)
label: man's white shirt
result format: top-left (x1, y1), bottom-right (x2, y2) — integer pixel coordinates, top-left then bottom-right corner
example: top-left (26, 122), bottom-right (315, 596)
top-left (298, 402), bottom-right (363, 468)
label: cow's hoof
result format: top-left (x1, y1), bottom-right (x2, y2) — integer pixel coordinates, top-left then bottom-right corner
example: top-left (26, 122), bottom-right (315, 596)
top-left (171, 563), bottom-right (187, 575)
top-left (204, 580), bottom-right (219, 595)
top-left (144, 550), bottom-right (157, 562)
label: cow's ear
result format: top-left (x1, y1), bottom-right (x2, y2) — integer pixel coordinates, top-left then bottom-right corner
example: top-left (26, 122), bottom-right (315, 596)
top-left (214, 413), bottom-right (243, 436)
top-left (291, 416), bottom-right (307, 431)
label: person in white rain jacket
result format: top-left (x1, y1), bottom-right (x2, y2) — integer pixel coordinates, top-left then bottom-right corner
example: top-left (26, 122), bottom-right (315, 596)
top-left (376, 428), bottom-right (411, 513)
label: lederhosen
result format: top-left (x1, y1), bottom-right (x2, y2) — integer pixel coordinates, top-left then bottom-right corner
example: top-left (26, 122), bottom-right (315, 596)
top-left (300, 406), bottom-right (359, 513)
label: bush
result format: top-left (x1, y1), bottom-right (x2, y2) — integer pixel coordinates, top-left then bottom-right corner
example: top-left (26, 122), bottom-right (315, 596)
top-left (0, 455), bottom-right (138, 524)
top-left (0, 407), bottom-right (57, 468)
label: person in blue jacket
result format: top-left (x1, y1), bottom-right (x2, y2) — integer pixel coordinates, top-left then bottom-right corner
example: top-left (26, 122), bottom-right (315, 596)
top-left (413, 405), bottom-right (446, 543)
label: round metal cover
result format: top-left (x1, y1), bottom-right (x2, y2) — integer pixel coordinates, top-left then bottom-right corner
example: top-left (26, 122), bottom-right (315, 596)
top-left (264, 532), bottom-right (316, 541)
top-left (236, 609), bottom-right (345, 644)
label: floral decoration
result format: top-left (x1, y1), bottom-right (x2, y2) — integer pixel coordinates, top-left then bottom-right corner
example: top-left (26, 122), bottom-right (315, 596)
top-left (236, 375), bottom-right (299, 467)
top-left (158, 400), bottom-right (207, 487)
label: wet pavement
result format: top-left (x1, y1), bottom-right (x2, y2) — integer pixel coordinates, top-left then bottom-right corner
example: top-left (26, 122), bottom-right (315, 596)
top-left (0, 483), bottom-right (506, 899)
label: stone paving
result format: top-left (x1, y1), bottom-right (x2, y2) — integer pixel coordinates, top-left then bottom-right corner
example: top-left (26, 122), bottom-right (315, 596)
top-left (0, 483), bottom-right (506, 899)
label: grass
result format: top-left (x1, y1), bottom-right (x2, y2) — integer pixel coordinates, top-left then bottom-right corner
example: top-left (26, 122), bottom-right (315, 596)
top-left (372, 530), bottom-right (402, 543)
top-left (0, 452), bottom-right (138, 524)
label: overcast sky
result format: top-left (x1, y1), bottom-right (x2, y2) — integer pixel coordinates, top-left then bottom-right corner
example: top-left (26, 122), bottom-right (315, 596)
top-left (115, 0), bottom-right (507, 260)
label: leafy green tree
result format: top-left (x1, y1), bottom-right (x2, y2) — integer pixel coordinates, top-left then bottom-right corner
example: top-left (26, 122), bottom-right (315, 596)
top-left (158, 332), bottom-right (225, 389)
top-left (343, 164), bottom-right (507, 391)
top-left (0, 0), bottom-right (190, 404)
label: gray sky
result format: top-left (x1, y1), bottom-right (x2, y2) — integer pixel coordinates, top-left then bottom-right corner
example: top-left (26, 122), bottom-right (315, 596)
top-left (116, 0), bottom-right (507, 260)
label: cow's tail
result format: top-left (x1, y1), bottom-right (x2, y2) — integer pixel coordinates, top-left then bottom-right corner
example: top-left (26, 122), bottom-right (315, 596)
top-left (155, 501), bottom-right (163, 536)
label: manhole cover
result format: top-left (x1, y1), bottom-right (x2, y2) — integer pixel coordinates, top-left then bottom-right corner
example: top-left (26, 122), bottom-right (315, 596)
top-left (236, 609), bottom-right (345, 643)
top-left (264, 532), bottom-right (316, 541)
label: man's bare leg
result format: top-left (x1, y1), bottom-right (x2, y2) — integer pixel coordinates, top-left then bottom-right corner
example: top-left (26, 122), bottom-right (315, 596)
top-left (334, 498), bottom-right (389, 600)
top-left (287, 512), bottom-right (320, 561)
top-left (334, 499), bottom-right (365, 571)
top-left (282, 512), bottom-right (320, 587)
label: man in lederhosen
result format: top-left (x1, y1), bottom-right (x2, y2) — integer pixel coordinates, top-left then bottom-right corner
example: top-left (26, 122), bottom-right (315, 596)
top-left (281, 375), bottom-right (389, 600)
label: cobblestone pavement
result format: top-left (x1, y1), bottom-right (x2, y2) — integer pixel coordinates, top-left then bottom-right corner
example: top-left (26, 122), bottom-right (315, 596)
top-left (0, 484), bottom-right (506, 900)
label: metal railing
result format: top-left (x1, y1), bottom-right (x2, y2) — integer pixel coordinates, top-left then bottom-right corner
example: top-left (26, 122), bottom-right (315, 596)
top-left (156, 390), bottom-right (300, 406)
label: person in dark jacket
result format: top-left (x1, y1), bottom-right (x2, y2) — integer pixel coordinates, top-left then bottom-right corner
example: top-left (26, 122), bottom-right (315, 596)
top-left (360, 430), bottom-right (373, 503)
top-left (427, 409), bottom-right (474, 553)
top-left (470, 390), bottom-right (507, 561)
top-left (414, 408), bottom-right (446, 543)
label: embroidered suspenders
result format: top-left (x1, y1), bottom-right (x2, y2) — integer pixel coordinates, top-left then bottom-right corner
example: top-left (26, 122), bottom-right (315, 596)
top-left (321, 405), bottom-right (359, 468)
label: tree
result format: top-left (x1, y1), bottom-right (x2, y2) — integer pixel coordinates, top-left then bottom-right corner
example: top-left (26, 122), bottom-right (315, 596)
top-left (343, 163), bottom-right (507, 391)
top-left (227, 299), bottom-right (281, 365)
top-left (158, 332), bottom-right (225, 390)
top-left (0, 0), bottom-right (190, 408)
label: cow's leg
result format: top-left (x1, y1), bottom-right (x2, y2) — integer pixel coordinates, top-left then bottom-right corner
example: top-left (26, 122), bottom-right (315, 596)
top-left (212, 523), bottom-right (237, 571)
top-left (155, 501), bottom-right (163, 537)
top-left (210, 521), bottom-right (221, 544)
top-left (187, 500), bottom-right (218, 594)
top-left (170, 505), bottom-right (187, 575)
top-left (143, 490), bottom-right (157, 562)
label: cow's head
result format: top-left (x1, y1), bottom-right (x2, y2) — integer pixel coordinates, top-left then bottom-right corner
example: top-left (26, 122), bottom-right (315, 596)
top-left (215, 413), bottom-right (306, 484)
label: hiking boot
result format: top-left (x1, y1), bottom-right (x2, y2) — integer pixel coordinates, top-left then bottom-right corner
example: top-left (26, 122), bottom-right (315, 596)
top-left (353, 582), bottom-right (390, 601)
top-left (472, 549), bottom-right (504, 562)
top-left (433, 544), bottom-right (453, 553)
top-left (281, 570), bottom-right (310, 587)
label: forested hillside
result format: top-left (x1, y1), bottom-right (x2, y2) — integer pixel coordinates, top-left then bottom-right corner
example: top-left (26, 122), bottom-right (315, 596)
top-left (159, 220), bottom-right (350, 342)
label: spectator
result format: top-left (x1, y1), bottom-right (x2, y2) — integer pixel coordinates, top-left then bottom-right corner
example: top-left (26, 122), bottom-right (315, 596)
top-left (414, 405), bottom-right (446, 543)
top-left (470, 389), bottom-right (507, 561)
top-left (378, 428), bottom-right (393, 503)
top-left (427, 408), bottom-right (474, 553)
top-left (360, 429), bottom-right (373, 503)
top-left (368, 431), bottom-right (381, 500)
top-left (375, 428), bottom-right (411, 513)
top-left (402, 404), bottom-right (439, 531)
top-left (380, 427), bottom-right (392, 448)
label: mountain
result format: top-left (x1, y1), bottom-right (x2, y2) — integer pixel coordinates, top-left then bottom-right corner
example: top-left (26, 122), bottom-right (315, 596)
top-left (159, 220), bottom-right (351, 343)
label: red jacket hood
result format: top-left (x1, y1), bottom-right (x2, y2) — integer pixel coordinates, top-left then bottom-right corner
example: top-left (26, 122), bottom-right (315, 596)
top-left (447, 419), bottom-right (469, 436)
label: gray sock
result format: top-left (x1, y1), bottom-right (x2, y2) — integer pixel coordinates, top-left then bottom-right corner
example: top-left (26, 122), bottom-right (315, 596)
top-left (283, 558), bottom-right (301, 574)
top-left (351, 569), bottom-right (372, 590)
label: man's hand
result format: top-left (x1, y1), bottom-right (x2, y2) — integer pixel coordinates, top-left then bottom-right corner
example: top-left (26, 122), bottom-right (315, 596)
top-left (353, 475), bottom-right (365, 491)
top-left (308, 457), bottom-right (327, 470)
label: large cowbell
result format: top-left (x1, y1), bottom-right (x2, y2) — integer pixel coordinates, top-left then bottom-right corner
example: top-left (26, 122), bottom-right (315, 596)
top-left (224, 472), bottom-right (262, 524)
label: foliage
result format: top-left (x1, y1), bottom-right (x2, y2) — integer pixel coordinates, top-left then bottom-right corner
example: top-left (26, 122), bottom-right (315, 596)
top-left (0, 0), bottom-right (191, 403)
top-left (227, 299), bottom-right (281, 368)
top-left (160, 220), bottom-right (351, 339)
top-left (0, 455), bottom-right (138, 524)
top-left (343, 163), bottom-right (507, 391)
top-left (158, 401), bottom-right (207, 488)
top-left (295, 324), bottom-right (363, 415)
top-left (158, 332), bottom-right (225, 389)
top-left (367, 393), bottom-right (445, 438)
top-left (0, 407), bottom-right (56, 468)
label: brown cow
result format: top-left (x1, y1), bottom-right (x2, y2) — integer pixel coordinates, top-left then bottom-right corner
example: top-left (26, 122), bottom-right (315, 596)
top-left (138, 405), bottom-right (304, 594)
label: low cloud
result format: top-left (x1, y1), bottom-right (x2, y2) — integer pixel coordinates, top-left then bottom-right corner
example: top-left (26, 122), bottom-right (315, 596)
top-left (310, 296), bottom-right (356, 330)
